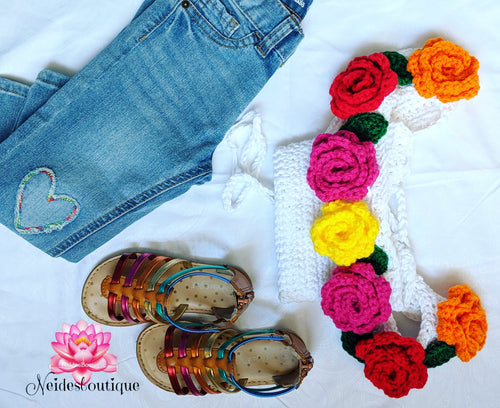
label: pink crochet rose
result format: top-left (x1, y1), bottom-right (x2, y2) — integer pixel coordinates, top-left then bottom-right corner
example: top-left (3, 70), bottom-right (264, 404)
top-left (321, 262), bottom-right (391, 334)
top-left (307, 130), bottom-right (379, 202)
top-left (50, 320), bottom-right (117, 385)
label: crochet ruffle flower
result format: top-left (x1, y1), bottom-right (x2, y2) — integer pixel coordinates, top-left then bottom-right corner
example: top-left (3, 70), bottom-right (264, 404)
top-left (407, 37), bottom-right (480, 103)
top-left (355, 332), bottom-right (428, 398)
top-left (436, 284), bottom-right (487, 362)
top-left (320, 262), bottom-right (391, 334)
top-left (329, 53), bottom-right (398, 119)
top-left (310, 200), bottom-right (379, 266)
top-left (307, 131), bottom-right (379, 202)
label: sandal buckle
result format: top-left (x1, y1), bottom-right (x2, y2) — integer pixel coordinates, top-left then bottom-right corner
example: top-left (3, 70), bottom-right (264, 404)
top-left (301, 353), bottom-right (314, 378)
top-left (236, 291), bottom-right (254, 309)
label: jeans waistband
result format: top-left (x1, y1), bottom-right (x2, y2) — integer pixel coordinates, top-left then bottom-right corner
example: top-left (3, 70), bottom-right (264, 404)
top-left (280, 0), bottom-right (313, 19)
top-left (233, 0), bottom-right (312, 58)
top-left (191, 0), bottom-right (312, 60)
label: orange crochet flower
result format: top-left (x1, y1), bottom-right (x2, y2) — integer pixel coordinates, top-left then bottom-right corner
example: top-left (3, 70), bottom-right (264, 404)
top-left (436, 285), bottom-right (487, 362)
top-left (407, 38), bottom-right (479, 103)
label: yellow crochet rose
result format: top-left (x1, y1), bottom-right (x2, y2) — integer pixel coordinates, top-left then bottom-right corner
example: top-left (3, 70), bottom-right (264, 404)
top-left (310, 200), bottom-right (379, 265)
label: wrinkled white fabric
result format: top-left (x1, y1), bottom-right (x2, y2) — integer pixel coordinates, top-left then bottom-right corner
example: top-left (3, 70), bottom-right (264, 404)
top-left (222, 111), bottom-right (274, 211)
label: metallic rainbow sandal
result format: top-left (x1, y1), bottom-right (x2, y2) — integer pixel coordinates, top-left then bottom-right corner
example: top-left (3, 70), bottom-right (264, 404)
top-left (81, 252), bottom-right (254, 331)
top-left (136, 324), bottom-right (313, 397)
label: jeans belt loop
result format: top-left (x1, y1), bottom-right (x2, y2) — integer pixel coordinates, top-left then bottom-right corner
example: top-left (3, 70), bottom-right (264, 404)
top-left (254, 14), bottom-right (301, 59)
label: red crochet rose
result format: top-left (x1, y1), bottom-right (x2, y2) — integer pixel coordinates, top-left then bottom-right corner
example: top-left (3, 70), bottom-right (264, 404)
top-left (307, 130), bottom-right (379, 202)
top-left (330, 53), bottom-right (398, 119)
top-left (320, 262), bottom-right (391, 334)
top-left (356, 332), bottom-right (428, 398)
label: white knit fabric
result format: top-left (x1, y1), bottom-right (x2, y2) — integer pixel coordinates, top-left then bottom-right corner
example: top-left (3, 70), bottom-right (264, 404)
top-left (273, 52), bottom-right (460, 346)
top-left (274, 137), bottom-right (334, 302)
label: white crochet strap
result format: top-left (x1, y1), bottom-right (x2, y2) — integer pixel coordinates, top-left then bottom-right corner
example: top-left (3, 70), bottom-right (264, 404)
top-left (222, 111), bottom-right (274, 211)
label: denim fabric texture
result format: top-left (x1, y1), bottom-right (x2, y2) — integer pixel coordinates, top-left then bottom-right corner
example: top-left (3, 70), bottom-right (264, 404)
top-left (0, 0), bottom-right (312, 262)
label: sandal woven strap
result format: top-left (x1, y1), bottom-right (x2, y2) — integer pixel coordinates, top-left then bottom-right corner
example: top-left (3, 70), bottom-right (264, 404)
top-left (107, 253), bottom-right (139, 322)
top-left (178, 330), bottom-right (207, 395)
top-left (142, 258), bottom-right (191, 323)
top-left (120, 253), bottom-right (156, 322)
top-left (105, 255), bottom-right (188, 323)
top-left (163, 325), bottom-right (188, 395)
top-left (131, 255), bottom-right (172, 323)
top-left (189, 332), bottom-right (221, 394)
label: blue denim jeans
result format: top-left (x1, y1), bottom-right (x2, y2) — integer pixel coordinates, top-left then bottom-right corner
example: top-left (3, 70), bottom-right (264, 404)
top-left (0, 0), bottom-right (312, 262)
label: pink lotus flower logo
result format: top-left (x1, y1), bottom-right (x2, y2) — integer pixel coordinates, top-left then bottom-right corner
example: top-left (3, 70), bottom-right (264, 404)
top-left (50, 320), bottom-right (117, 385)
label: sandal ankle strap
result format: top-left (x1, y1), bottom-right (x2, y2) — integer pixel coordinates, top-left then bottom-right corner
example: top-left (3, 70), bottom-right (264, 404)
top-left (220, 329), bottom-right (313, 397)
top-left (156, 264), bottom-right (254, 333)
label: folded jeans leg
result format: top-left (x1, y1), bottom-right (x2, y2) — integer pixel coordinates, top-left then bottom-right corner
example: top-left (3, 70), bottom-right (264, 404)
top-left (15, 69), bottom-right (70, 129)
top-left (0, 69), bottom-right (68, 142)
top-left (0, 77), bottom-right (29, 143)
top-left (0, 0), bottom-right (313, 262)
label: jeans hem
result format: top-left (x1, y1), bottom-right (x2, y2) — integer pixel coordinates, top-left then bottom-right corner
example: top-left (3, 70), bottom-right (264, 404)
top-left (47, 161), bottom-right (213, 257)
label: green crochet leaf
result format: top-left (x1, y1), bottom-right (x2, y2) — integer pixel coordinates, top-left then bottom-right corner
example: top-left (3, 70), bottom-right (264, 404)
top-left (340, 112), bottom-right (388, 144)
top-left (341, 331), bottom-right (374, 363)
top-left (358, 245), bottom-right (389, 275)
top-left (383, 51), bottom-right (413, 86)
top-left (424, 340), bottom-right (457, 368)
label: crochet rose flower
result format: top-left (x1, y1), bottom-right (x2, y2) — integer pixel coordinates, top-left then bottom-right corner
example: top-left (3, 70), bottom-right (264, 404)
top-left (356, 332), bottom-right (428, 398)
top-left (310, 200), bottom-right (379, 266)
top-left (307, 131), bottom-right (379, 202)
top-left (329, 53), bottom-right (398, 119)
top-left (436, 284), bottom-right (487, 362)
top-left (50, 320), bottom-right (117, 385)
top-left (320, 262), bottom-right (391, 334)
top-left (407, 38), bottom-right (480, 103)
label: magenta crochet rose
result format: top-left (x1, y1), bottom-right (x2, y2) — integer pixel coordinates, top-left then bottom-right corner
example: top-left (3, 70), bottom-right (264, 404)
top-left (321, 262), bottom-right (392, 334)
top-left (307, 130), bottom-right (379, 202)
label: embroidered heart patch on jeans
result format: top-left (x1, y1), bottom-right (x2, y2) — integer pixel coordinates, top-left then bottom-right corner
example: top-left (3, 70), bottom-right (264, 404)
top-left (15, 168), bottom-right (80, 234)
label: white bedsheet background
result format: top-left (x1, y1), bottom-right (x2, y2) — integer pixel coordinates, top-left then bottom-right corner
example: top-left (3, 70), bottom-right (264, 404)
top-left (1, 1), bottom-right (499, 407)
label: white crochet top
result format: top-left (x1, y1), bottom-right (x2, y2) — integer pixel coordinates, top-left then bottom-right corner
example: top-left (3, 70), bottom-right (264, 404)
top-left (273, 49), bottom-right (458, 346)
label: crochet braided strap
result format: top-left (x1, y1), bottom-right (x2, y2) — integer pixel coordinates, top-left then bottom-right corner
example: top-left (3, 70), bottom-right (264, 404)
top-left (137, 324), bottom-right (313, 397)
top-left (82, 252), bottom-right (254, 330)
